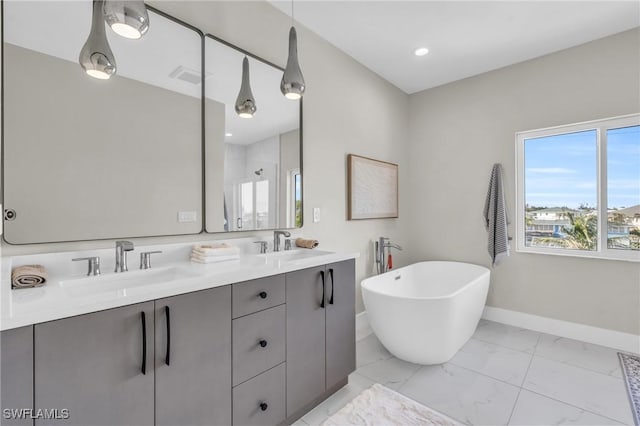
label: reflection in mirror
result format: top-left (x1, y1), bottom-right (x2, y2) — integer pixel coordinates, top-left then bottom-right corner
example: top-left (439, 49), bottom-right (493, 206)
top-left (3, 1), bottom-right (202, 243)
top-left (204, 36), bottom-right (302, 233)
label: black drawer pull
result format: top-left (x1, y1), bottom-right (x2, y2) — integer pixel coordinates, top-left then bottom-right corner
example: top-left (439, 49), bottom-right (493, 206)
top-left (329, 268), bottom-right (335, 305)
top-left (258, 291), bottom-right (267, 299)
top-left (320, 270), bottom-right (325, 308)
top-left (140, 311), bottom-right (147, 375)
top-left (259, 339), bottom-right (268, 348)
top-left (259, 402), bottom-right (268, 412)
top-left (165, 306), bottom-right (171, 366)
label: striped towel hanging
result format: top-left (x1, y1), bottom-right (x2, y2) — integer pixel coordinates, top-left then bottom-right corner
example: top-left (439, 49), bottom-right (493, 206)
top-left (483, 163), bottom-right (510, 266)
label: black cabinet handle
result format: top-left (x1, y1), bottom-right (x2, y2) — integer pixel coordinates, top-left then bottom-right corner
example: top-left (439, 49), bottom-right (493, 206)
top-left (259, 339), bottom-right (268, 348)
top-left (329, 268), bottom-right (335, 305)
top-left (320, 270), bottom-right (325, 308)
top-left (259, 291), bottom-right (267, 299)
top-left (140, 311), bottom-right (147, 375)
top-left (259, 402), bottom-right (268, 412)
top-left (165, 306), bottom-right (171, 366)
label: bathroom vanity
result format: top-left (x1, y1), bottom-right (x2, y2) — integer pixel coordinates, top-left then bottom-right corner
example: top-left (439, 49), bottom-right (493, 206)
top-left (0, 243), bottom-right (357, 426)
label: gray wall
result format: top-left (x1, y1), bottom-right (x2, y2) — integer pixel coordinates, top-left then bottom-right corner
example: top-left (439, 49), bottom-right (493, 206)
top-left (407, 29), bottom-right (640, 334)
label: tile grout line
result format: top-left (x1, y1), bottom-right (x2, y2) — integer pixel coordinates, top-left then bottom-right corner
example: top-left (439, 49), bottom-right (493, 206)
top-left (529, 352), bottom-right (625, 381)
top-left (476, 325), bottom-right (625, 379)
top-left (394, 364), bottom-right (423, 393)
top-left (522, 388), bottom-right (629, 425)
top-left (506, 333), bottom-right (540, 425)
top-left (445, 357), bottom-right (526, 389)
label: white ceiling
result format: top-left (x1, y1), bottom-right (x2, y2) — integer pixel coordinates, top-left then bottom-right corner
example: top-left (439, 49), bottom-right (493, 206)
top-left (270, 1), bottom-right (640, 94)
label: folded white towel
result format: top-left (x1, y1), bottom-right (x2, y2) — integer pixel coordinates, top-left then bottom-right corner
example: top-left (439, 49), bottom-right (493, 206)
top-left (190, 254), bottom-right (240, 264)
top-left (192, 244), bottom-right (239, 257)
top-left (192, 247), bottom-right (239, 257)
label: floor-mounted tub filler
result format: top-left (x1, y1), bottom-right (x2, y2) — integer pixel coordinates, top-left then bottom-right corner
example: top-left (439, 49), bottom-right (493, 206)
top-left (361, 261), bottom-right (490, 365)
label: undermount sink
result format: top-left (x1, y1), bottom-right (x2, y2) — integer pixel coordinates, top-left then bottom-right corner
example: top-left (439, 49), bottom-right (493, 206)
top-left (60, 266), bottom-right (196, 297)
top-left (258, 249), bottom-right (334, 266)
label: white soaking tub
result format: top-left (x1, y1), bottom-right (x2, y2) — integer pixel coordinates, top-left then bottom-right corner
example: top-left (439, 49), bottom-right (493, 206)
top-left (361, 261), bottom-right (490, 365)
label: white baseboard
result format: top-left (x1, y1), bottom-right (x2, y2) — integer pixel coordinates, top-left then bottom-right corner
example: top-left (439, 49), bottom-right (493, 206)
top-left (358, 307), bottom-right (639, 353)
top-left (356, 311), bottom-right (372, 341)
top-left (483, 306), bottom-right (640, 354)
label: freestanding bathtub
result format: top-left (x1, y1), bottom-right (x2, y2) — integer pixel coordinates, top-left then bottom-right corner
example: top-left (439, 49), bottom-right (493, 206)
top-left (361, 261), bottom-right (490, 365)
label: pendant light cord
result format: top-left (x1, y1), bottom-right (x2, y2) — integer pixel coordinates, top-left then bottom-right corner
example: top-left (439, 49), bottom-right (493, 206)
top-left (291, 0), bottom-right (294, 26)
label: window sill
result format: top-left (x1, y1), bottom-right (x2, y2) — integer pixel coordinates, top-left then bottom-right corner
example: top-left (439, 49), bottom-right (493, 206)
top-left (515, 247), bottom-right (640, 263)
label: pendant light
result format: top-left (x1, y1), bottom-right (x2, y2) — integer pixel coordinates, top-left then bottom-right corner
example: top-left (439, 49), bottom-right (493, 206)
top-left (235, 56), bottom-right (257, 119)
top-left (281, 0), bottom-right (305, 100)
top-left (103, 0), bottom-right (149, 40)
top-left (79, 0), bottom-right (116, 80)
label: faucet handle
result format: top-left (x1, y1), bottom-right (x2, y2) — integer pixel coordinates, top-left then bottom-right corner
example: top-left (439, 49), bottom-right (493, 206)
top-left (254, 241), bottom-right (268, 254)
top-left (72, 256), bottom-right (101, 276)
top-left (284, 239), bottom-right (292, 251)
top-left (140, 251), bottom-right (162, 270)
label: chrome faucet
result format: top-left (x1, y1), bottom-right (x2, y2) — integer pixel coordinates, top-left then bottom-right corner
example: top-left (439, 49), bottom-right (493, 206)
top-left (376, 237), bottom-right (403, 274)
top-left (115, 240), bottom-right (134, 272)
top-left (273, 230), bottom-right (291, 252)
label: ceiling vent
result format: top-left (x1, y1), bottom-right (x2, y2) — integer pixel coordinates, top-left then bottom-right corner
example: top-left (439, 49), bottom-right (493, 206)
top-left (169, 65), bottom-right (203, 85)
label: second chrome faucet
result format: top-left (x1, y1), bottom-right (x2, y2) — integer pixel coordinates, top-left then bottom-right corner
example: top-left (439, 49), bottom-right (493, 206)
top-left (115, 240), bottom-right (134, 272)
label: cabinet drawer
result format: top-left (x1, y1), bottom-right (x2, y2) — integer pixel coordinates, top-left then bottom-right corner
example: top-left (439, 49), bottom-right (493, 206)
top-left (232, 363), bottom-right (285, 426)
top-left (232, 274), bottom-right (285, 319)
top-left (233, 305), bottom-right (285, 386)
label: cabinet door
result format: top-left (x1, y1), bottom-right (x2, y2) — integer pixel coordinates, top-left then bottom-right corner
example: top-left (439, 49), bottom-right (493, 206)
top-left (34, 302), bottom-right (154, 426)
top-left (325, 260), bottom-right (356, 389)
top-left (1, 326), bottom-right (33, 426)
top-left (155, 286), bottom-right (232, 426)
top-left (286, 266), bottom-right (326, 417)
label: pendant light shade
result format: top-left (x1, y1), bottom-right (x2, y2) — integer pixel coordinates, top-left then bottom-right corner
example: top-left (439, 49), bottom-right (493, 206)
top-left (235, 56), bottom-right (257, 119)
top-left (280, 26), bottom-right (305, 100)
top-left (103, 0), bottom-right (149, 39)
top-left (79, 0), bottom-right (116, 80)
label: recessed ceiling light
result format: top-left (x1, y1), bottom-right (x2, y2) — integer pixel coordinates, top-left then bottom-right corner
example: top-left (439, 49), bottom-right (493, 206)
top-left (414, 47), bottom-right (429, 57)
top-left (225, 132), bottom-right (233, 137)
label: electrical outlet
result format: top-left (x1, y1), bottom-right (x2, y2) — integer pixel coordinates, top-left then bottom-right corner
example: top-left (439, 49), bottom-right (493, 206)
top-left (313, 207), bottom-right (321, 223)
top-left (178, 211), bottom-right (197, 223)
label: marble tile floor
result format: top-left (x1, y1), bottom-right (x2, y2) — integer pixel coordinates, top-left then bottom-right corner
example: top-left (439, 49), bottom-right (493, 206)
top-left (296, 320), bottom-right (635, 426)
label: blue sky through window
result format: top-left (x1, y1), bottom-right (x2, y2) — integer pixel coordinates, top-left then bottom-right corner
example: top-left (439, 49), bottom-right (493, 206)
top-left (524, 130), bottom-right (598, 209)
top-left (524, 126), bottom-right (640, 209)
top-left (607, 125), bottom-right (640, 209)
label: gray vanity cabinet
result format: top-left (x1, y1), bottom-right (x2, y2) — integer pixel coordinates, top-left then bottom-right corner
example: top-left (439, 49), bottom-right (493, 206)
top-left (1, 326), bottom-right (33, 426)
top-left (34, 302), bottom-right (155, 426)
top-left (154, 286), bottom-right (231, 426)
top-left (286, 265), bottom-right (327, 417)
top-left (286, 260), bottom-right (356, 418)
top-left (325, 259), bottom-right (356, 389)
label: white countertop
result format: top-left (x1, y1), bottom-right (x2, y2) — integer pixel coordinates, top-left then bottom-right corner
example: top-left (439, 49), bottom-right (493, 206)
top-left (0, 237), bottom-right (358, 331)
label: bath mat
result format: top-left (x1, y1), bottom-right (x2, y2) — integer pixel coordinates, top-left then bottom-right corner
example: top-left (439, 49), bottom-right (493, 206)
top-left (619, 352), bottom-right (640, 426)
top-left (322, 383), bottom-right (463, 425)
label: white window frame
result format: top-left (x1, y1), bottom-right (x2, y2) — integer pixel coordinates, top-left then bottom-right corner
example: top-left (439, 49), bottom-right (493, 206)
top-left (516, 113), bottom-right (640, 262)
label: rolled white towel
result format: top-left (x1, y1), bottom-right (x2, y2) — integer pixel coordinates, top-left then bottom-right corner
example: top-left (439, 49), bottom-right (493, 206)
top-left (12, 265), bottom-right (48, 289)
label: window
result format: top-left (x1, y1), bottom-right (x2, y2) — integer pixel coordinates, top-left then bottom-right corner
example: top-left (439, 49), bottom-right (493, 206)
top-left (288, 169), bottom-right (302, 227)
top-left (516, 114), bottom-right (640, 261)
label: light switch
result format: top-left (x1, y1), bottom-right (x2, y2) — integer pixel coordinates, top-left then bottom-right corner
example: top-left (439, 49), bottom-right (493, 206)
top-left (178, 211), bottom-right (197, 223)
top-left (313, 207), bottom-right (321, 223)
